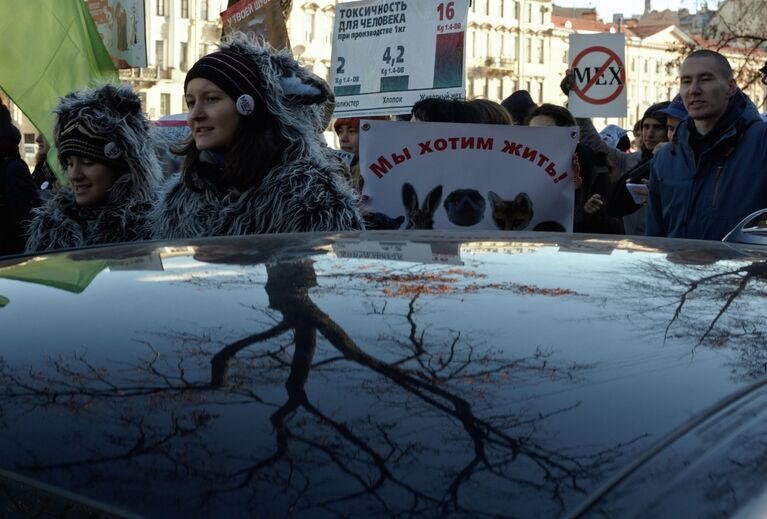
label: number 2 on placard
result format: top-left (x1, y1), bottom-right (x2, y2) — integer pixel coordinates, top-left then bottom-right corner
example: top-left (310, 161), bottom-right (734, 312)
top-left (336, 57), bottom-right (345, 74)
top-left (437, 1), bottom-right (455, 20)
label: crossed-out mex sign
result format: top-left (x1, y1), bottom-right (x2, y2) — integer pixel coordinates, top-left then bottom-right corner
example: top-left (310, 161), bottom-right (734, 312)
top-left (568, 33), bottom-right (627, 118)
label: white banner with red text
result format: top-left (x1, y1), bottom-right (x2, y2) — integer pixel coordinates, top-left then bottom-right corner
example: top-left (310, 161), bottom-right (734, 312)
top-left (359, 120), bottom-right (578, 231)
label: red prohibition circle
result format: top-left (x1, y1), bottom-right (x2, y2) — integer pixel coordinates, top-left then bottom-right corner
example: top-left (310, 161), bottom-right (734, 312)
top-left (571, 46), bottom-right (626, 105)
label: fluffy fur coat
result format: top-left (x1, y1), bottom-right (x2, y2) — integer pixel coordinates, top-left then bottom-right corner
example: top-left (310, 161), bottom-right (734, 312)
top-left (26, 84), bottom-right (163, 253)
top-left (151, 36), bottom-right (363, 239)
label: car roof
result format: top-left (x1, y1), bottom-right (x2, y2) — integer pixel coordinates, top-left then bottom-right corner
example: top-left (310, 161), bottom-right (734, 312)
top-left (1, 231), bottom-right (766, 517)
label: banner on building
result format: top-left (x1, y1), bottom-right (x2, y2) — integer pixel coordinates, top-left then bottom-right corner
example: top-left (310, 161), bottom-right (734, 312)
top-left (330, 0), bottom-right (469, 118)
top-left (221, 0), bottom-right (290, 51)
top-left (359, 121), bottom-right (578, 231)
top-left (87, 0), bottom-right (148, 68)
top-left (567, 33), bottom-right (626, 118)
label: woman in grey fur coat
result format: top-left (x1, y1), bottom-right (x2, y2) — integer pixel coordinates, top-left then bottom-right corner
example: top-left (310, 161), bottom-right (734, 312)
top-left (150, 34), bottom-right (363, 239)
top-left (26, 84), bottom-right (163, 252)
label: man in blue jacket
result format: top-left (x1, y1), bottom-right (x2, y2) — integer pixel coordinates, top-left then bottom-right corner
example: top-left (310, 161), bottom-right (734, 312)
top-left (647, 50), bottom-right (767, 240)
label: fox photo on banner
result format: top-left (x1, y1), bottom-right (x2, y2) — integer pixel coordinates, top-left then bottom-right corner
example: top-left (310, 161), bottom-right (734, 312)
top-left (360, 121), bottom-right (578, 231)
top-left (87, 0), bottom-right (148, 68)
top-left (330, 0), bottom-right (469, 117)
top-left (221, 0), bottom-right (290, 51)
top-left (567, 33), bottom-right (626, 118)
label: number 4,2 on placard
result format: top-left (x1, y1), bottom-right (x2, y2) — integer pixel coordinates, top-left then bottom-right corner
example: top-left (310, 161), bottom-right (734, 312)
top-left (382, 46), bottom-right (404, 67)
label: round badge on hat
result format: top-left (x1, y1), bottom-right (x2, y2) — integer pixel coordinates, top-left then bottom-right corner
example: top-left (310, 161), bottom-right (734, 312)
top-left (236, 94), bottom-right (255, 116)
top-left (104, 141), bottom-right (122, 160)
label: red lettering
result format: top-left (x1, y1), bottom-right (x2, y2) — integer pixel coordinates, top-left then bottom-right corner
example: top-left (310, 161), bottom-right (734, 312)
top-left (370, 155), bottom-right (393, 178)
top-left (404, 147), bottom-right (411, 159)
top-left (418, 141), bottom-right (433, 154)
top-left (477, 137), bottom-right (493, 150)
top-left (554, 172), bottom-right (568, 183)
top-left (460, 137), bottom-right (475, 149)
top-left (448, 137), bottom-right (460, 149)
top-left (536, 153), bottom-right (550, 167)
top-left (392, 149), bottom-right (408, 164)
top-left (545, 162), bottom-right (557, 177)
top-left (502, 141), bottom-right (522, 155)
top-left (522, 147), bottom-right (538, 162)
top-left (434, 138), bottom-right (448, 151)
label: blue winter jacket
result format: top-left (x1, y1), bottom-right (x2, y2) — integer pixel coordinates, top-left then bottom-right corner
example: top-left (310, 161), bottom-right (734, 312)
top-left (646, 91), bottom-right (767, 240)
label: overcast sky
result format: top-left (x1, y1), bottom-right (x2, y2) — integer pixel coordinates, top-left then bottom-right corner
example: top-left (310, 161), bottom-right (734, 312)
top-left (554, 0), bottom-right (712, 21)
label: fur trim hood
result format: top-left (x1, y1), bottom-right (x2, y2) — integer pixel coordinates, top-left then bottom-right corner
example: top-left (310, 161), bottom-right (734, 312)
top-left (26, 84), bottom-right (162, 252)
top-left (26, 175), bottom-right (156, 252)
top-left (151, 35), bottom-right (363, 239)
top-left (53, 83), bottom-right (163, 199)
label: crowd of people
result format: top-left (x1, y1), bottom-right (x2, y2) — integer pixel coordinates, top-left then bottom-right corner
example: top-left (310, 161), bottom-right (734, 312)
top-left (1, 36), bottom-right (766, 257)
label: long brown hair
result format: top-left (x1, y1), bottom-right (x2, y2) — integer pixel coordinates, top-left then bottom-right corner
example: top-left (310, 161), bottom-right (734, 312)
top-left (179, 111), bottom-right (288, 192)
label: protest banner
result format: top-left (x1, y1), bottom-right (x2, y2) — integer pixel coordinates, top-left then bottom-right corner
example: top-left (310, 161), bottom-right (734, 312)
top-left (221, 0), bottom-right (290, 51)
top-left (87, 0), bottom-right (148, 68)
top-left (567, 33), bottom-right (626, 118)
top-left (359, 121), bottom-right (578, 231)
top-left (330, 0), bottom-right (469, 117)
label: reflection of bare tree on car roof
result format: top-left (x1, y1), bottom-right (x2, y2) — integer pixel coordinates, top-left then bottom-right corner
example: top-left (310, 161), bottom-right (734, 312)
top-left (0, 258), bottom-right (646, 517)
top-left (627, 252), bottom-right (767, 379)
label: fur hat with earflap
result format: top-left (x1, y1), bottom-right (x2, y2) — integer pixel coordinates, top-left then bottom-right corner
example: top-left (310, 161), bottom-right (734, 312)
top-left (26, 84), bottom-right (164, 252)
top-left (152, 33), bottom-right (363, 239)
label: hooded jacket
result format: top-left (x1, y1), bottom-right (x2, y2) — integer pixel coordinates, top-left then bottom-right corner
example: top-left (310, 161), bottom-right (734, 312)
top-left (26, 84), bottom-right (163, 252)
top-left (151, 36), bottom-right (363, 240)
top-left (646, 90), bottom-right (767, 240)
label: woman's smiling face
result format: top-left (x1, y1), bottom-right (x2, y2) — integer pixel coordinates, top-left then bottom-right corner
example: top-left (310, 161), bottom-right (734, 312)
top-left (185, 78), bottom-right (239, 151)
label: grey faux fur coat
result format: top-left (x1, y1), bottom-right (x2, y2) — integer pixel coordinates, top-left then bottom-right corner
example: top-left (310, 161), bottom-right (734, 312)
top-left (25, 84), bottom-right (163, 253)
top-left (151, 36), bottom-right (363, 239)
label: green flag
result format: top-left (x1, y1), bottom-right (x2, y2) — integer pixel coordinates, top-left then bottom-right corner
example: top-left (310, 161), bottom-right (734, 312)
top-left (0, 0), bottom-right (118, 178)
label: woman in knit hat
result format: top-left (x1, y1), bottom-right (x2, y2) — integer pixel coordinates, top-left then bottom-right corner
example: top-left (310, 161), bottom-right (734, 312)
top-left (151, 33), bottom-right (363, 239)
top-left (0, 104), bottom-right (40, 256)
top-left (25, 84), bottom-right (163, 252)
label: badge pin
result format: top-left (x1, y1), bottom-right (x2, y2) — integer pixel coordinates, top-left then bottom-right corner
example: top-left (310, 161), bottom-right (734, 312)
top-left (104, 142), bottom-right (122, 159)
top-left (236, 94), bottom-right (255, 116)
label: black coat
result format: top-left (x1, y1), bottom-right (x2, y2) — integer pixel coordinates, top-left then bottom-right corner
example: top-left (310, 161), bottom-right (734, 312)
top-left (0, 157), bottom-right (39, 256)
top-left (574, 144), bottom-right (623, 234)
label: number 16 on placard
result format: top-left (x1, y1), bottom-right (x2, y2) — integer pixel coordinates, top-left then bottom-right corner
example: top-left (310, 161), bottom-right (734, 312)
top-left (433, 1), bottom-right (464, 89)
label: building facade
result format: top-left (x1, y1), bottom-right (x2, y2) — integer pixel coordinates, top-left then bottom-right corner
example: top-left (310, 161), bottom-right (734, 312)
top-left (5, 0), bottom-right (766, 162)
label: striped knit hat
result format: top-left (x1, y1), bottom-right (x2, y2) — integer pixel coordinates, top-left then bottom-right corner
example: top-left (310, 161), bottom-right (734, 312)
top-left (58, 118), bottom-right (127, 168)
top-left (184, 49), bottom-right (268, 118)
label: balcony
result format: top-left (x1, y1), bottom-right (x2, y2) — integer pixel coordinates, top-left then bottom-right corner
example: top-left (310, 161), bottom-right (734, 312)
top-left (119, 66), bottom-right (173, 87)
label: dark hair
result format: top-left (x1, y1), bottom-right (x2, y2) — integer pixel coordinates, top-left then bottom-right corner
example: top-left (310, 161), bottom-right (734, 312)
top-left (467, 99), bottom-right (512, 125)
top-left (411, 98), bottom-right (476, 123)
top-left (526, 104), bottom-right (577, 127)
top-left (179, 111), bottom-right (287, 192)
top-left (617, 134), bottom-right (631, 152)
top-left (684, 49), bottom-right (733, 80)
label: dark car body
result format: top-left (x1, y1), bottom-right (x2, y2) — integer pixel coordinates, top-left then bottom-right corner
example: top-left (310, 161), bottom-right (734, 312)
top-left (1, 231), bottom-right (767, 518)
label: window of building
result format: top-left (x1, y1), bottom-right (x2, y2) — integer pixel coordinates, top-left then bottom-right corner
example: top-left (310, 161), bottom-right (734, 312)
top-left (485, 0), bottom-right (491, 15)
top-left (323, 11), bottom-right (334, 44)
top-left (179, 42), bottom-right (188, 71)
top-left (562, 50), bottom-right (568, 64)
top-left (156, 0), bottom-right (166, 16)
top-left (538, 81), bottom-right (544, 103)
top-left (498, 80), bottom-right (504, 100)
top-left (527, 3), bottom-right (533, 23)
top-left (526, 38), bottom-right (532, 63)
top-left (200, 0), bottom-right (208, 20)
top-left (181, 0), bottom-right (189, 18)
top-left (540, 6), bottom-right (546, 24)
top-left (644, 60), bottom-right (649, 73)
top-left (631, 58), bottom-right (636, 72)
top-left (486, 30), bottom-right (492, 56)
top-left (160, 93), bottom-right (171, 117)
top-left (500, 0), bottom-right (506, 18)
top-left (305, 11), bottom-right (315, 42)
top-left (471, 29), bottom-right (476, 58)
top-left (514, 1), bottom-right (520, 19)
top-left (538, 40), bottom-right (544, 64)
top-left (656, 62), bottom-right (661, 74)
top-left (155, 40), bottom-right (165, 68)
